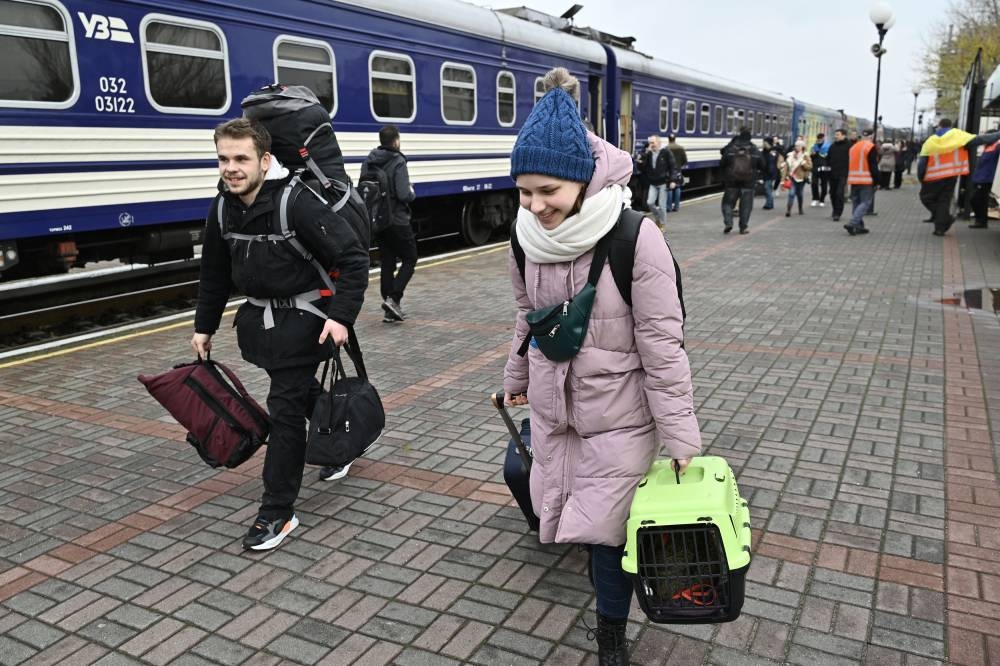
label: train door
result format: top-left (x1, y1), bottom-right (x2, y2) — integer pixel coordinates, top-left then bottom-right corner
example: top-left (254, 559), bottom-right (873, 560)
top-left (589, 75), bottom-right (603, 138)
top-left (619, 81), bottom-right (633, 153)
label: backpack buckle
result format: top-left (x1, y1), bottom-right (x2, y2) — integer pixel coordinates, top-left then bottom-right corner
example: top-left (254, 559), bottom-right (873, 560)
top-left (269, 297), bottom-right (295, 309)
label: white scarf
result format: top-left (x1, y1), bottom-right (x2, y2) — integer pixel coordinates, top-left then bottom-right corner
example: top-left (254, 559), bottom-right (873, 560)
top-left (516, 185), bottom-right (625, 264)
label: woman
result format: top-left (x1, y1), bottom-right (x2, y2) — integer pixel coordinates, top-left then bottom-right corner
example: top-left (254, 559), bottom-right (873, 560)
top-left (878, 141), bottom-right (896, 189)
top-left (893, 140), bottom-right (907, 189)
top-left (780, 140), bottom-right (812, 216)
top-left (503, 68), bottom-right (701, 664)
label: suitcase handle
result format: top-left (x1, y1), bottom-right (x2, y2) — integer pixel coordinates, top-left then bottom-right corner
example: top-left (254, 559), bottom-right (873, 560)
top-left (490, 391), bottom-right (532, 474)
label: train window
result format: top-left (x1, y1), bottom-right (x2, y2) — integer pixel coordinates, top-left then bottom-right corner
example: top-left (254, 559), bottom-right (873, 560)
top-left (370, 51), bottom-right (415, 122)
top-left (684, 101), bottom-right (695, 133)
top-left (671, 99), bottom-right (680, 135)
top-left (755, 111), bottom-right (763, 135)
top-left (273, 36), bottom-right (336, 115)
top-left (0, 0), bottom-right (79, 108)
top-left (726, 107), bottom-right (735, 134)
top-left (736, 109), bottom-right (745, 132)
top-left (659, 97), bottom-right (669, 132)
top-left (714, 105), bottom-right (723, 134)
top-left (534, 77), bottom-right (545, 105)
top-left (497, 71), bottom-right (515, 126)
top-left (441, 63), bottom-right (476, 125)
top-left (747, 111), bottom-right (754, 134)
top-left (700, 104), bottom-right (710, 134)
top-left (141, 16), bottom-right (229, 114)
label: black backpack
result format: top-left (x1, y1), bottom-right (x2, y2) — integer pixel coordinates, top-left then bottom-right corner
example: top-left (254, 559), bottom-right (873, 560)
top-left (241, 84), bottom-right (371, 248)
top-left (511, 208), bottom-right (686, 323)
top-left (357, 161), bottom-right (395, 234)
top-left (726, 144), bottom-right (754, 184)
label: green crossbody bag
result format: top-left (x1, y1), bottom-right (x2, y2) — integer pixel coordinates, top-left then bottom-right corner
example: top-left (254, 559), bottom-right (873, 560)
top-left (516, 229), bottom-right (612, 362)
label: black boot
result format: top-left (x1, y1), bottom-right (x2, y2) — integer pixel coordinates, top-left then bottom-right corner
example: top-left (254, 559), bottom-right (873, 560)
top-left (594, 614), bottom-right (629, 665)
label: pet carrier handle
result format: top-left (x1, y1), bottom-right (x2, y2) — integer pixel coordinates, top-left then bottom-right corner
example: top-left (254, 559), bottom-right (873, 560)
top-left (672, 459), bottom-right (682, 485)
top-left (490, 391), bottom-right (532, 473)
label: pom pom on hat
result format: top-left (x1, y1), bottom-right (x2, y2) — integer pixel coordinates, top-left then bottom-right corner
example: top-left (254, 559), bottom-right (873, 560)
top-left (510, 86), bottom-right (594, 183)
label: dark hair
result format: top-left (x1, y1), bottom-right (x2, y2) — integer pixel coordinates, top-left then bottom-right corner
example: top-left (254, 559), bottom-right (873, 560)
top-left (667, 132), bottom-right (677, 141)
top-left (834, 128), bottom-right (846, 136)
top-left (938, 118), bottom-right (952, 128)
top-left (816, 133), bottom-right (825, 140)
top-left (379, 124), bottom-right (400, 147)
top-left (214, 118), bottom-right (270, 158)
top-left (738, 125), bottom-right (751, 136)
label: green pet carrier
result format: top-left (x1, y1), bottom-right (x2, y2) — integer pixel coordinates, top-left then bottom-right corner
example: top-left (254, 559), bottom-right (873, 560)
top-left (622, 456), bottom-right (751, 624)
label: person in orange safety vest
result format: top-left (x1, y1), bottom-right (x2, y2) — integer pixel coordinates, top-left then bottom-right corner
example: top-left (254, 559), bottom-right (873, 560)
top-left (917, 119), bottom-right (1000, 236)
top-left (844, 129), bottom-right (879, 235)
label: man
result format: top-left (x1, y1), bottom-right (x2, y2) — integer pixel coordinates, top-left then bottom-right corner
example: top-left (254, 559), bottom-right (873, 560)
top-left (810, 133), bottom-right (831, 207)
top-left (969, 137), bottom-right (999, 229)
top-left (666, 132), bottom-right (688, 212)
top-left (720, 126), bottom-right (763, 234)
top-left (640, 134), bottom-right (675, 223)
top-left (760, 138), bottom-right (779, 210)
top-left (917, 119), bottom-right (1000, 236)
top-left (362, 125), bottom-right (417, 321)
top-left (826, 129), bottom-right (851, 221)
top-left (844, 129), bottom-right (878, 235)
top-left (192, 118), bottom-right (369, 551)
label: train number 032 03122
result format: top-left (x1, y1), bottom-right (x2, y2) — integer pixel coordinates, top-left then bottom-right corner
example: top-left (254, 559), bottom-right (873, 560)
top-left (94, 76), bottom-right (135, 113)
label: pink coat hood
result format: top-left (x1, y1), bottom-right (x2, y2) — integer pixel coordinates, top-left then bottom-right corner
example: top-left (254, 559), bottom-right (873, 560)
top-left (584, 131), bottom-right (634, 198)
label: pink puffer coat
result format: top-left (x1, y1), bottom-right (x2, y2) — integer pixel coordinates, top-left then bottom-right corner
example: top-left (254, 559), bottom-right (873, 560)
top-left (503, 221), bottom-right (702, 546)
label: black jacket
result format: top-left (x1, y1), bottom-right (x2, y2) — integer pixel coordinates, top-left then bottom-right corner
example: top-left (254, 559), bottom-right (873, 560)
top-left (827, 139), bottom-right (851, 177)
top-left (640, 147), bottom-right (676, 185)
top-left (195, 176), bottom-right (370, 369)
top-left (719, 137), bottom-right (764, 186)
top-left (362, 146), bottom-right (415, 226)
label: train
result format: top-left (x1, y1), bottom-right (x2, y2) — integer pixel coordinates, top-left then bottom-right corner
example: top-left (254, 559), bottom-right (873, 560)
top-left (0, 0), bottom-right (872, 279)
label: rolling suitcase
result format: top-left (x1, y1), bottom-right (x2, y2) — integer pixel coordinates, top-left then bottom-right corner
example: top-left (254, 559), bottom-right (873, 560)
top-left (489, 391), bottom-right (539, 532)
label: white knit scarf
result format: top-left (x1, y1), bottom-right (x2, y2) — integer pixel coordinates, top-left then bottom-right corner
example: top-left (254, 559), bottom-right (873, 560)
top-left (516, 185), bottom-right (625, 264)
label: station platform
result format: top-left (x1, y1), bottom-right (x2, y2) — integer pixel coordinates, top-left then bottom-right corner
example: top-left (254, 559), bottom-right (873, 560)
top-left (1, 185), bottom-right (998, 666)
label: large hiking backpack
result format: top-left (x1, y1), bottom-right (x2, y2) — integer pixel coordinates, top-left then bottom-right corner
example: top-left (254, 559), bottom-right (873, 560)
top-left (726, 144), bottom-right (754, 184)
top-left (511, 208), bottom-right (686, 326)
top-left (357, 162), bottom-right (395, 235)
top-left (241, 84), bottom-right (371, 248)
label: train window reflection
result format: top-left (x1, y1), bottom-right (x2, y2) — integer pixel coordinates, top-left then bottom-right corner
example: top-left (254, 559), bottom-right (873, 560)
top-left (441, 63), bottom-right (476, 125)
top-left (726, 107), bottom-right (735, 134)
top-left (370, 51), bottom-right (415, 122)
top-left (715, 105), bottom-right (723, 135)
top-left (0, 0), bottom-right (78, 108)
top-left (142, 16), bottom-right (229, 114)
top-left (274, 37), bottom-right (336, 115)
top-left (701, 104), bottom-right (710, 134)
top-left (659, 97), bottom-right (669, 133)
top-left (497, 71), bottom-right (515, 126)
top-left (671, 99), bottom-right (680, 135)
top-left (534, 77), bottom-right (545, 105)
top-left (685, 101), bottom-right (695, 133)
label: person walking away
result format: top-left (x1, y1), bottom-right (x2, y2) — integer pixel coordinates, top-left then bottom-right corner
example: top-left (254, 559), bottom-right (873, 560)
top-left (826, 129), bottom-right (851, 221)
top-left (781, 140), bottom-right (812, 216)
top-left (720, 127), bottom-right (764, 234)
top-left (640, 134), bottom-right (675, 223)
top-left (969, 137), bottom-right (1000, 229)
top-left (810, 133), bottom-right (830, 206)
top-left (362, 125), bottom-right (417, 323)
top-left (918, 119), bottom-right (1000, 236)
top-left (760, 139), bottom-right (779, 210)
top-left (192, 118), bottom-right (369, 550)
top-left (666, 132), bottom-right (687, 212)
top-left (893, 140), bottom-right (907, 189)
top-left (844, 129), bottom-right (878, 235)
top-left (877, 141), bottom-right (895, 190)
top-left (504, 67), bottom-right (701, 666)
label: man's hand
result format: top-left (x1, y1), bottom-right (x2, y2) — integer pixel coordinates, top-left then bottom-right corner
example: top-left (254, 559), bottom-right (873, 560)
top-left (319, 319), bottom-right (349, 347)
top-left (191, 333), bottom-right (212, 360)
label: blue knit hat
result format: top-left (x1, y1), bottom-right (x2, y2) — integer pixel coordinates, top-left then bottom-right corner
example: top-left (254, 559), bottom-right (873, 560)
top-left (510, 87), bottom-right (594, 183)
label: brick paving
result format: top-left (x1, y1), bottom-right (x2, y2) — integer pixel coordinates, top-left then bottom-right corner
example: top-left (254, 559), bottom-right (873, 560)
top-left (1, 186), bottom-right (998, 665)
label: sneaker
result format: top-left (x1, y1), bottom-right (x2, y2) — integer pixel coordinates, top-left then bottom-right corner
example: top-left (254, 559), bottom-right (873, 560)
top-left (855, 228), bottom-right (869, 235)
top-left (810, 200), bottom-right (818, 207)
top-left (382, 315), bottom-right (396, 323)
top-left (243, 515), bottom-right (298, 551)
top-left (739, 228), bottom-right (749, 235)
top-left (818, 201), bottom-right (826, 207)
top-left (832, 216), bottom-right (840, 221)
top-left (844, 224), bottom-right (857, 236)
top-left (319, 461), bottom-right (354, 481)
top-left (381, 297), bottom-right (405, 321)
top-left (723, 225), bottom-right (732, 234)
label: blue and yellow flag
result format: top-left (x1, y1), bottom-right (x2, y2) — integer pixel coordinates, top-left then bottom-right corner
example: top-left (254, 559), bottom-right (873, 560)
top-left (920, 128), bottom-right (975, 156)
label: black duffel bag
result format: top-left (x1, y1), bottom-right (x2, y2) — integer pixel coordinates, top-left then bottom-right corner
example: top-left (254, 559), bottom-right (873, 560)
top-left (305, 337), bottom-right (384, 467)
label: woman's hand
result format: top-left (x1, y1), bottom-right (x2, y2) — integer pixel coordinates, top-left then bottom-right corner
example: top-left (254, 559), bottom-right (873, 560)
top-left (672, 458), bottom-right (692, 474)
top-left (504, 391), bottom-right (528, 406)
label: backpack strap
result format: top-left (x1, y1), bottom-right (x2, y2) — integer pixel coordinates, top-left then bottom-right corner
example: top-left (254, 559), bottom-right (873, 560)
top-left (278, 177), bottom-right (338, 294)
top-left (611, 208), bottom-right (687, 324)
top-left (510, 220), bottom-right (527, 285)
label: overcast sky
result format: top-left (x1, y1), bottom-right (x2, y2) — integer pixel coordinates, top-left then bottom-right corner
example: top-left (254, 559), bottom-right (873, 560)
top-left (465, 0), bottom-right (948, 130)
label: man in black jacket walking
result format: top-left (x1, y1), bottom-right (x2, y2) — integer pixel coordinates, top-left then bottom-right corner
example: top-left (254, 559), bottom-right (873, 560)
top-left (720, 127), bottom-right (764, 234)
top-left (639, 134), bottom-right (675, 223)
top-left (192, 118), bottom-right (369, 551)
top-left (826, 129), bottom-right (851, 221)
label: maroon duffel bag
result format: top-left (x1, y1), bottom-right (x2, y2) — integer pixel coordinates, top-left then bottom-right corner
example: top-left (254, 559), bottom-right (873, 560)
top-left (138, 357), bottom-right (269, 468)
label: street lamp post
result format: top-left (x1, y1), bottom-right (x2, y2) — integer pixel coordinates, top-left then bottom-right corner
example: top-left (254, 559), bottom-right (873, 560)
top-left (910, 90), bottom-right (920, 140)
top-left (868, 2), bottom-right (894, 215)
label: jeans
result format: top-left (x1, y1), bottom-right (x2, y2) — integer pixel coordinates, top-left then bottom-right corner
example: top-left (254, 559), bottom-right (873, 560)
top-left (378, 223), bottom-right (418, 303)
top-left (589, 544), bottom-right (633, 619)
top-left (722, 186), bottom-right (754, 230)
top-left (919, 177), bottom-right (957, 233)
top-left (970, 183), bottom-right (992, 225)
top-left (763, 179), bottom-right (774, 208)
top-left (667, 185), bottom-right (682, 211)
top-left (849, 185), bottom-right (874, 228)
top-left (261, 364), bottom-right (323, 520)
top-left (787, 180), bottom-right (806, 212)
top-left (647, 183), bottom-right (668, 221)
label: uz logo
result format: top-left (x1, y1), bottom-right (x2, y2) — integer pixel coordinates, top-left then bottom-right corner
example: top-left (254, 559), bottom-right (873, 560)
top-left (78, 13), bottom-right (135, 43)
